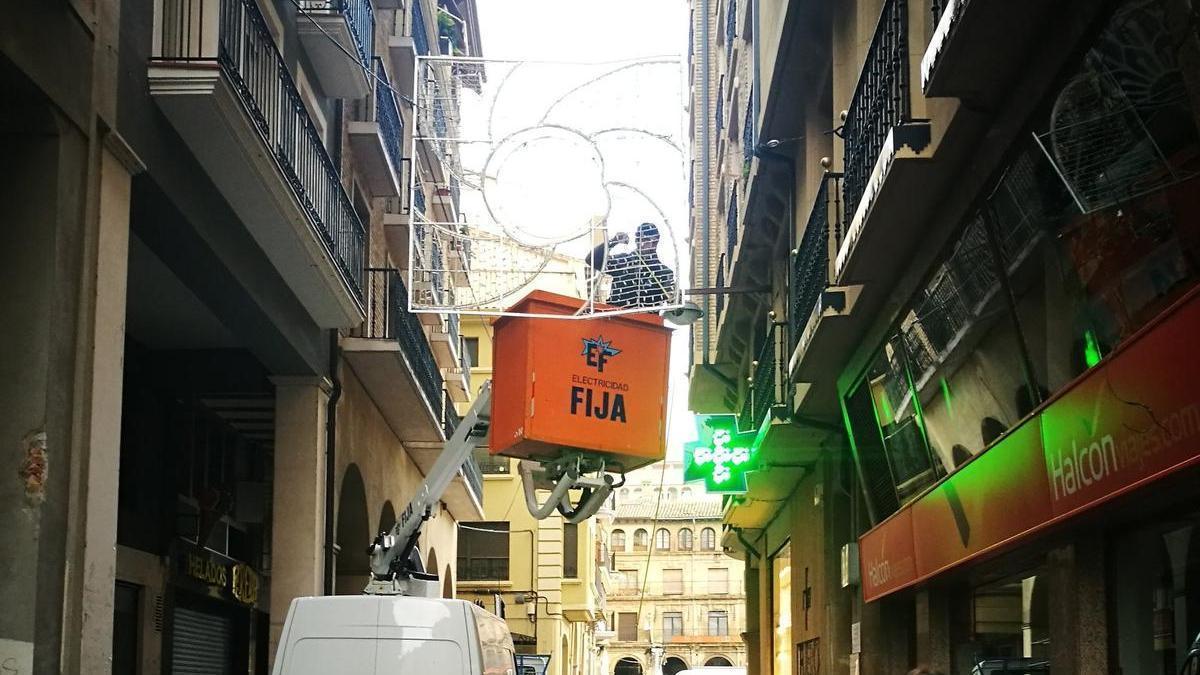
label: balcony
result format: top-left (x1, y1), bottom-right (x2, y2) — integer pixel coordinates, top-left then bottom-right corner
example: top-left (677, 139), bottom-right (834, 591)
top-left (296, 0), bottom-right (374, 99)
top-left (149, 0), bottom-right (366, 328)
top-left (433, 313), bottom-right (471, 403)
top-left (387, 0), bottom-right (433, 99)
top-left (349, 59), bottom-right (405, 196)
top-left (344, 269), bottom-right (482, 518)
top-left (787, 173), bottom-right (863, 418)
top-left (921, 0), bottom-right (1107, 102)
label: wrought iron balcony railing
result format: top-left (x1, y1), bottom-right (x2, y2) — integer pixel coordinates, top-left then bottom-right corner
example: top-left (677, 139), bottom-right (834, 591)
top-left (842, 0), bottom-right (912, 221)
top-left (473, 446), bottom-right (510, 474)
top-left (300, 0), bottom-right (374, 72)
top-left (725, 0), bottom-right (737, 63)
top-left (157, 0), bottom-right (367, 298)
top-left (741, 94), bottom-right (754, 176)
top-left (374, 59), bottom-right (405, 178)
top-left (789, 173), bottom-right (843, 351)
top-left (739, 323), bottom-right (785, 432)
top-left (726, 186), bottom-right (738, 262)
top-left (461, 451), bottom-right (483, 504)
top-left (361, 268), bottom-right (445, 410)
top-left (411, 0), bottom-right (430, 55)
top-left (716, 75), bottom-right (725, 131)
top-left (715, 262), bottom-right (726, 320)
top-left (413, 184), bottom-right (427, 214)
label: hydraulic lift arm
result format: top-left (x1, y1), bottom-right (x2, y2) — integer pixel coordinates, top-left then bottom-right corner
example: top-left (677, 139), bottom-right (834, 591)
top-left (362, 378), bottom-right (619, 596)
top-left (364, 382), bottom-right (493, 595)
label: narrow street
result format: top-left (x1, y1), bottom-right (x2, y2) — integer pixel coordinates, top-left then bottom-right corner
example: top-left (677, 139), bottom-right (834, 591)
top-left (3, 0), bottom-right (1200, 673)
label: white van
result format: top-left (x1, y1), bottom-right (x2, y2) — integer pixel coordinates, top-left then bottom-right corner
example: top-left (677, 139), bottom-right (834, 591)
top-left (272, 595), bottom-right (516, 675)
top-left (678, 669), bottom-right (746, 675)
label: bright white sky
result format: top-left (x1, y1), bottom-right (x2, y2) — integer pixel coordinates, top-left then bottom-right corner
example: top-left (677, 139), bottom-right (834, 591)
top-left (474, 0), bottom-right (696, 461)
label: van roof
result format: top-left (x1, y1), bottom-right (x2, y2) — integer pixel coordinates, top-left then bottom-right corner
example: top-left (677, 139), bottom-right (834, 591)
top-left (289, 595), bottom-right (473, 632)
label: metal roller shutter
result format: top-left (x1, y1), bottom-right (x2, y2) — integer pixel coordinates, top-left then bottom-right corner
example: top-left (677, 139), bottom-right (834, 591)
top-left (172, 605), bottom-right (232, 674)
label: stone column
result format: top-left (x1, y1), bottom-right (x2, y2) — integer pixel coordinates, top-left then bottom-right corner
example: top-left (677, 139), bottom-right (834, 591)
top-left (64, 132), bottom-right (140, 674)
top-left (269, 376), bottom-right (331, 659)
top-left (915, 586), bottom-right (952, 674)
top-left (1047, 536), bottom-right (1108, 675)
top-left (743, 559), bottom-right (761, 674)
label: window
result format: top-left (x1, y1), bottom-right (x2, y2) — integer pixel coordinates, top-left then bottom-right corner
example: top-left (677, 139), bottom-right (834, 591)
top-left (709, 567), bottom-right (729, 594)
top-left (633, 528), bottom-right (649, 551)
top-left (457, 521), bottom-right (509, 580)
top-left (618, 612), bottom-right (639, 641)
top-left (678, 528), bottom-right (693, 551)
top-left (663, 568), bottom-right (683, 595)
top-left (621, 568), bottom-right (640, 592)
top-left (700, 527), bottom-right (717, 551)
top-left (708, 610), bottom-right (729, 636)
top-left (611, 529), bottom-right (626, 551)
top-left (662, 612), bottom-right (683, 640)
top-left (773, 543), bottom-right (792, 675)
top-left (655, 528), bottom-right (671, 550)
top-left (563, 522), bottom-right (578, 578)
top-left (463, 336), bottom-right (480, 368)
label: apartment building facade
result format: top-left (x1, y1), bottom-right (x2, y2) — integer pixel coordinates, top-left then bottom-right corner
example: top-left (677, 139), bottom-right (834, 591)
top-left (689, 0), bottom-right (1200, 673)
top-left (1, 0), bottom-right (482, 671)
top-left (605, 467), bottom-right (747, 675)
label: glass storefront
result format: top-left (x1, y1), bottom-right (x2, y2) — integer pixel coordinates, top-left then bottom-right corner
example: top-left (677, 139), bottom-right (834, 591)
top-left (773, 542), bottom-right (793, 675)
top-left (1112, 509), bottom-right (1200, 674)
top-left (955, 569), bottom-right (1051, 675)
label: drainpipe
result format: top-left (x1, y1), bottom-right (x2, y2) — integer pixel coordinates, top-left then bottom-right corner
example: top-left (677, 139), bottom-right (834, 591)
top-left (323, 329), bottom-right (343, 594)
top-left (701, 0), bottom-right (712, 362)
top-left (751, 0), bottom-right (761, 146)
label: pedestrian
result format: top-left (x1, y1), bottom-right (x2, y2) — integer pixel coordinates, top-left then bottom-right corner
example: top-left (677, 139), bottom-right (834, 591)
top-left (585, 222), bottom-right (676, 309)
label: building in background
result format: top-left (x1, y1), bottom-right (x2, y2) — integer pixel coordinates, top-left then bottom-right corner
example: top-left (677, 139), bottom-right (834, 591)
top-left (1, 0), bottom-right (483, 671)
top-left (605, 462), bottom-right (747, 674)
top-left (688, 0), bottom-right (1200, 673)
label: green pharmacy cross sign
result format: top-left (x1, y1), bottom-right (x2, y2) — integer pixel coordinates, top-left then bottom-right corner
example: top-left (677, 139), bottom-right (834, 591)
top-left (683, 415), bottom-right (761, 494)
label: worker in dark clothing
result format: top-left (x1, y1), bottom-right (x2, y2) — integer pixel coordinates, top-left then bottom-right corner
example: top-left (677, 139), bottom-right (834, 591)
top-left (585, 222), bottom-right (676, 308)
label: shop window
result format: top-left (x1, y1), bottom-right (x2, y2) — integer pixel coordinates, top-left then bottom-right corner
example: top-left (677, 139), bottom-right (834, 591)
top-left (956, 568), bottom-right (1050, 674)
top-left (700, 527), bottom-right (717, 551)
top-left (678, 528), bottom-right (694, 550)
top-left (664, 568), bottom-right (684, 595)
top-left (863, 339), bottom-right (941, 504)
top-left (773, 542), bottom-right (792, 675)
top-left (845, 382), bottom-right (901, 522)
top-left (1112, 510), bottom-right (1200, 674)
top-left (611, 529), bottom-right (627, 552)
top-left (457, 521), bottom-right (509, 581)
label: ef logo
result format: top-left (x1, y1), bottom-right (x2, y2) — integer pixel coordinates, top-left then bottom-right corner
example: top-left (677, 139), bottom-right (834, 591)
top-left (581, 336), bottom-right (621, 373)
